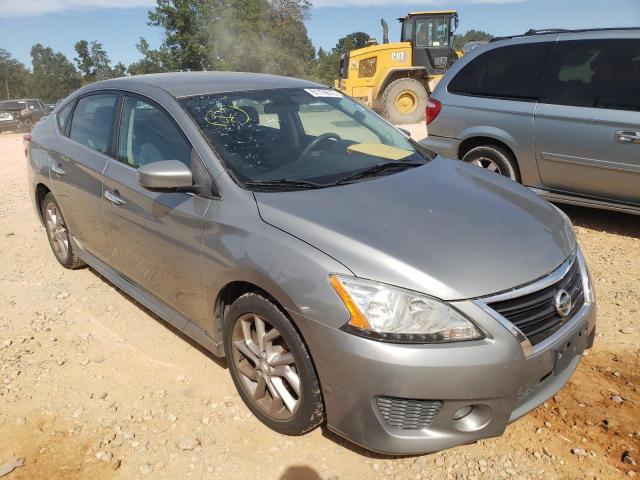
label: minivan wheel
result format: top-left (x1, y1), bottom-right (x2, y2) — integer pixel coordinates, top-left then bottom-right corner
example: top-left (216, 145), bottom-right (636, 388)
top-left (461, 145), bottom-right (520, 182)
top-left (41, 192), bottom-right (85, 269)
top-left (224, 292), bottom-right (324, 435)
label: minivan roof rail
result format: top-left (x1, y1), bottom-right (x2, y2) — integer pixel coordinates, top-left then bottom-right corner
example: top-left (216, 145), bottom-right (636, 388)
top-left (490, 26), bottom-right (640, 42)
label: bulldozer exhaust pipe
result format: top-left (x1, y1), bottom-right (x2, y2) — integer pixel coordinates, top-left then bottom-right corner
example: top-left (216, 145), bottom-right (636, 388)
top-left (381, 18), bottom-right (389, 44)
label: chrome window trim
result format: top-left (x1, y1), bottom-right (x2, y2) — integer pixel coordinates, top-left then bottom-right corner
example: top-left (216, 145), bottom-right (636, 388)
top-left (474, 248), bottom-right (592, 358)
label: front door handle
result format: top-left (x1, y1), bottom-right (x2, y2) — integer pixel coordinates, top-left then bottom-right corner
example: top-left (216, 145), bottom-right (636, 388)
top-left (104, 189), bottom-right (126, 206)
top-left (51, 163), bottom-right (65, 175)
top-left (615, 130), bottom-right (640, 144)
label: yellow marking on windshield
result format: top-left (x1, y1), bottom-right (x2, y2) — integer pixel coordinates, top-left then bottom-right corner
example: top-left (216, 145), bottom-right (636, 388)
top-left (346, 143), bottom-right (413, 160)
top-left (205, 105), bottom-right (250, 127)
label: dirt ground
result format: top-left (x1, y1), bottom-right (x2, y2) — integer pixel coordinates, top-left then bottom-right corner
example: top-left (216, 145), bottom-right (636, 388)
top-left (0, 130), bottom-right (638, 480)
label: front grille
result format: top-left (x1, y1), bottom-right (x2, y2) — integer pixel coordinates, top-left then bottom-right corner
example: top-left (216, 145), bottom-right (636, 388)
top-left (488, 258), bottom-right (585, 346)
top-left (376, 396), bottom-right (443, 430)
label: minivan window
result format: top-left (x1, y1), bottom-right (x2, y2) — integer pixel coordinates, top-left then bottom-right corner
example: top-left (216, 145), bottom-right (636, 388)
top-left (540, 39), bottom-right (640, 112)
top-left (117, 96), bottom-right (192, 168)
top-left (448, 42), bottom-right (554, 100)
top-left (69, 94), bottom-right (118, 155)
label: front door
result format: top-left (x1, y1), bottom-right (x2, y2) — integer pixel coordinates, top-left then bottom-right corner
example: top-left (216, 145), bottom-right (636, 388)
top-left (412, 15), bottom-right (454, 75)
top-left (535, 37), bottom-right (640, 204)
top-left (102, 94), bottom-right (210, 326)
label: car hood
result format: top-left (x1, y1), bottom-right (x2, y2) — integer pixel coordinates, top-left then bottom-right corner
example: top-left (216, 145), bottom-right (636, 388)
top-left (254, 157), bottom-right (575, 300)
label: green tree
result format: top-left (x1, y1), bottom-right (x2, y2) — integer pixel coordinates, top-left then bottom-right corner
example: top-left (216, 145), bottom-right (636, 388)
top-left (137, 0), bottom-right (316, 77)
top-left (74, 40), bottom-right (122, 83)
top-left (453, 30), bottom-right (493, 50)
top-left (0, 49), bottom-right (30, 100)
top-left (312, 31), bottom-right (370, 86)
top-left (30, 44), bottom-right (81, 102)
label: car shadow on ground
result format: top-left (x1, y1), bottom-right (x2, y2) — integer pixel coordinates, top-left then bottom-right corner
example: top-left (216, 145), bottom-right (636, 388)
top-left (87, 269), bottom-right (228, 370)
top-left (557, 204), bottom-right (640, 239)
top-left (279, 465), bottom-right (323, 480)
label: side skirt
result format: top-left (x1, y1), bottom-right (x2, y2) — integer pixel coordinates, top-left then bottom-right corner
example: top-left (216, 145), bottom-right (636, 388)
top-left (531, 187), bottom-right (640, 216)
top-left (78, 243), bottom-right (225, 357)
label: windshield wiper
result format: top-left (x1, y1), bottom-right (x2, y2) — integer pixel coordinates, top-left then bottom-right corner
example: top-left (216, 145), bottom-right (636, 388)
top-left (334, 161), bottom-right (424, 185)
top-left (243, 179), bottom-right (326, 190)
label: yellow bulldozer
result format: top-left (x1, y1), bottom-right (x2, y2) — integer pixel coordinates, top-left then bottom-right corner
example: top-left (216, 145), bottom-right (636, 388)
top-left (335, 10), bottom-right (461, 124)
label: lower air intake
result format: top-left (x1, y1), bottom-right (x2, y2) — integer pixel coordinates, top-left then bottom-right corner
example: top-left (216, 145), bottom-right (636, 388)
top-left (376, 396), bottom-right (443, 430)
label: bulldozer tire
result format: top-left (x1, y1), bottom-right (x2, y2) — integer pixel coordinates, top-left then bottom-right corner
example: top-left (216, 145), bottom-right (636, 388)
top-left (380, 78), bottom-right (428, 124)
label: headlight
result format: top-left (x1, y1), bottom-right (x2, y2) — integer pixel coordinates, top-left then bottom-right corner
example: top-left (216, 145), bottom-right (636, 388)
top-left (329, 275), bottom-right (483, 344)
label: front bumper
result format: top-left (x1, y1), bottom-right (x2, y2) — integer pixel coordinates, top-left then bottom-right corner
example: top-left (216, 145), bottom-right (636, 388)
top-left (290, 255), bottom-right (596, 455)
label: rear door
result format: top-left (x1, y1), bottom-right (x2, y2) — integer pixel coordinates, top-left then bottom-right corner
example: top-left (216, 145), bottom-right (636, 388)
top-left (102, 93), bottom-right (210, 325)
top-left (49, 92), bottom-right (119, 261)
top-left (534, 35), bottom-right (640, 204)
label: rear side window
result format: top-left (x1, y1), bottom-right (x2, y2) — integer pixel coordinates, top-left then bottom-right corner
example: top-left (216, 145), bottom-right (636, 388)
top-left (448, 42), bottom-right (554, 101)
top-left (540, 39), bottom-right (640, 112)
top-left (56, 102), bottom-right (73, 134)
top-left (69, 94), bottom-right (119, 155)
top-left (117, 96), bottom-right (192, 168)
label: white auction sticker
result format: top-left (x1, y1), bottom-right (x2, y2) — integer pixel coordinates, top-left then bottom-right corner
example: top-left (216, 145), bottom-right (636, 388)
top-left (304, 88), bottom-right (344, 98)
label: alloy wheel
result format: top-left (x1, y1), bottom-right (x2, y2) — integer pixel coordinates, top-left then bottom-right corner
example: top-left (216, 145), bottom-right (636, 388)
top-left (231, 313), bottom-right (301, 420)
top-left (470, 157), bottom-right (502, 174)
top-left (44, 202), bottom-right (70, 262)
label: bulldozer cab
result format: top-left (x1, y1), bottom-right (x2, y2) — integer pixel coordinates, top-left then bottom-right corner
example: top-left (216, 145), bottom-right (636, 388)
top-left (399, 11), bottom-right (459, 75)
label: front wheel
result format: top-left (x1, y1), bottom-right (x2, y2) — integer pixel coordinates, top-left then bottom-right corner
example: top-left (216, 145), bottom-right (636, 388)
top-left (224, 292), bottom-right (324, 435)
top-left (380, 78), bottom-right (428, 124)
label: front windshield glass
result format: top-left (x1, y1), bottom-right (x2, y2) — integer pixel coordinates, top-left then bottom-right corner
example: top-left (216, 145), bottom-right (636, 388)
top-left (181, 88), bottom-right (432, 189)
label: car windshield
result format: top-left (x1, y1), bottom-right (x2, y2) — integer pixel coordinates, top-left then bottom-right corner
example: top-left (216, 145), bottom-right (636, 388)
top-left (181, 88), bottom-right (433, 189)
top-left (0, 100), bottom-right (26, 110)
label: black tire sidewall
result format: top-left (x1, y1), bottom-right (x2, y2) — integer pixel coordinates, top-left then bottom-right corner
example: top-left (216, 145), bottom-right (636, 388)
top-left (462, 146), bottom-right (520, 182)
top-left (381, 78), bottom-right (428, 124)
top-left (223, 292), bottom-right (323, 435)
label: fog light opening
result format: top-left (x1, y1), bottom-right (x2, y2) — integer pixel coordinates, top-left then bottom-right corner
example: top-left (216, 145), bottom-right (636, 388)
top-left (451, 404), bottom-right (492, 432)
top-left (452, 405), bottom-right (473, 420)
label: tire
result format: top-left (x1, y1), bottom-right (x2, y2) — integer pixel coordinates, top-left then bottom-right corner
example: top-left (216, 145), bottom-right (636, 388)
top-left (224, 292), bottom-right (324, 436)
top-left (41, 192), bottom-right (86, 269)
top-left (381, 78), bottom-right (428, 124)
top-left (461, 145), bottom-right (520, 182)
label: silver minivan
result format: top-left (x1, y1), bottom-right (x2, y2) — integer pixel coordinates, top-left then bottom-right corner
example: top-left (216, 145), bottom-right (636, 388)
top-left (422, 28), bottom-right (640, 215)
top-left (27, 72), bottom-right (596, 455)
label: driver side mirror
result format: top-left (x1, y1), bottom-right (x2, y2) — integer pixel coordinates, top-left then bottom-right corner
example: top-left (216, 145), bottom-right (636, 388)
top-left (137, 160), bottom-right (193, 190)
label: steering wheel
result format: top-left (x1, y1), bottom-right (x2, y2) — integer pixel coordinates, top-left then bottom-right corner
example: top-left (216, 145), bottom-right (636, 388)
top-left (300, 133), bottom-right (342, 160)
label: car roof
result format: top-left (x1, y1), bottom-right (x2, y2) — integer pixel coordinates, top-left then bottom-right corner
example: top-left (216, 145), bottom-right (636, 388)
top-left (85, 71), bottom-right (324, 98)
top-left (490, 27), bottom-right (640, 43)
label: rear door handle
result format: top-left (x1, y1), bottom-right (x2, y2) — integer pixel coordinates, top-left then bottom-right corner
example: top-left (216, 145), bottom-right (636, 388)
top-left (51, 163), bottom-right (65, 175)
top-left (615, 130), bottom-right (640, 144)
top-left (104, 189), bottom-right (126, 206)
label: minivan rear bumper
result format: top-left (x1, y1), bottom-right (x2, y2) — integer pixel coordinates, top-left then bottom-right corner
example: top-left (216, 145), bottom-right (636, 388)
top-left (290, 299), bottom-right (595, 455)
top-left (420, 134), bottom-right (461, 160)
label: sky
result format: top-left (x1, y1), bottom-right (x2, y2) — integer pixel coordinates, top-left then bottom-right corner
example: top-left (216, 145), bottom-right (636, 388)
top-left (1, 0), bottom-right (639, 69)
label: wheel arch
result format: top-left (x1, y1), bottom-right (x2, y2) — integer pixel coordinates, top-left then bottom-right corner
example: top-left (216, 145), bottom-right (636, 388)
top-left (35, 183), bottom-right (51, 225)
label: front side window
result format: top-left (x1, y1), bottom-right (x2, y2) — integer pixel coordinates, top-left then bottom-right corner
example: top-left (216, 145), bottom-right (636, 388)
top-left (540, 39), bottom-right (640, 112)
top-left (26, 100), bottom-right (38, 110)
top-left (117, 96), bottom-right (192, 168)
top-left (415, 17), bottom-right (449, 47)
top-left (181, 88), bottom-right (432, 189)
top-left (448, 42), bottom-right (554, 101)
top-left (69, 94), bottom-right (118, 155)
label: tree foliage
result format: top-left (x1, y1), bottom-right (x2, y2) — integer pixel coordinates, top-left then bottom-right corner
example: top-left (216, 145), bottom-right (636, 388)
top-left (30, 44), bottom-right (81, 102)
top-left (453, 29), bottom-right (493, 50)
top-left (0, 49), bottom-right (30, 100)
top-left (74, 40), bottom-right (123, 83)
top-left (312, 31), bottom-right (370, 86)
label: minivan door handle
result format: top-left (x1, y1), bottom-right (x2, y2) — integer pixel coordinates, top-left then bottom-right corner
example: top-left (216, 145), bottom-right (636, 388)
top-left (615, 130), bottom-right (640, 144)
top-left (104, 189), bottom-right (126, 206)
top-left (51, 163), bottom-right (65, 175)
